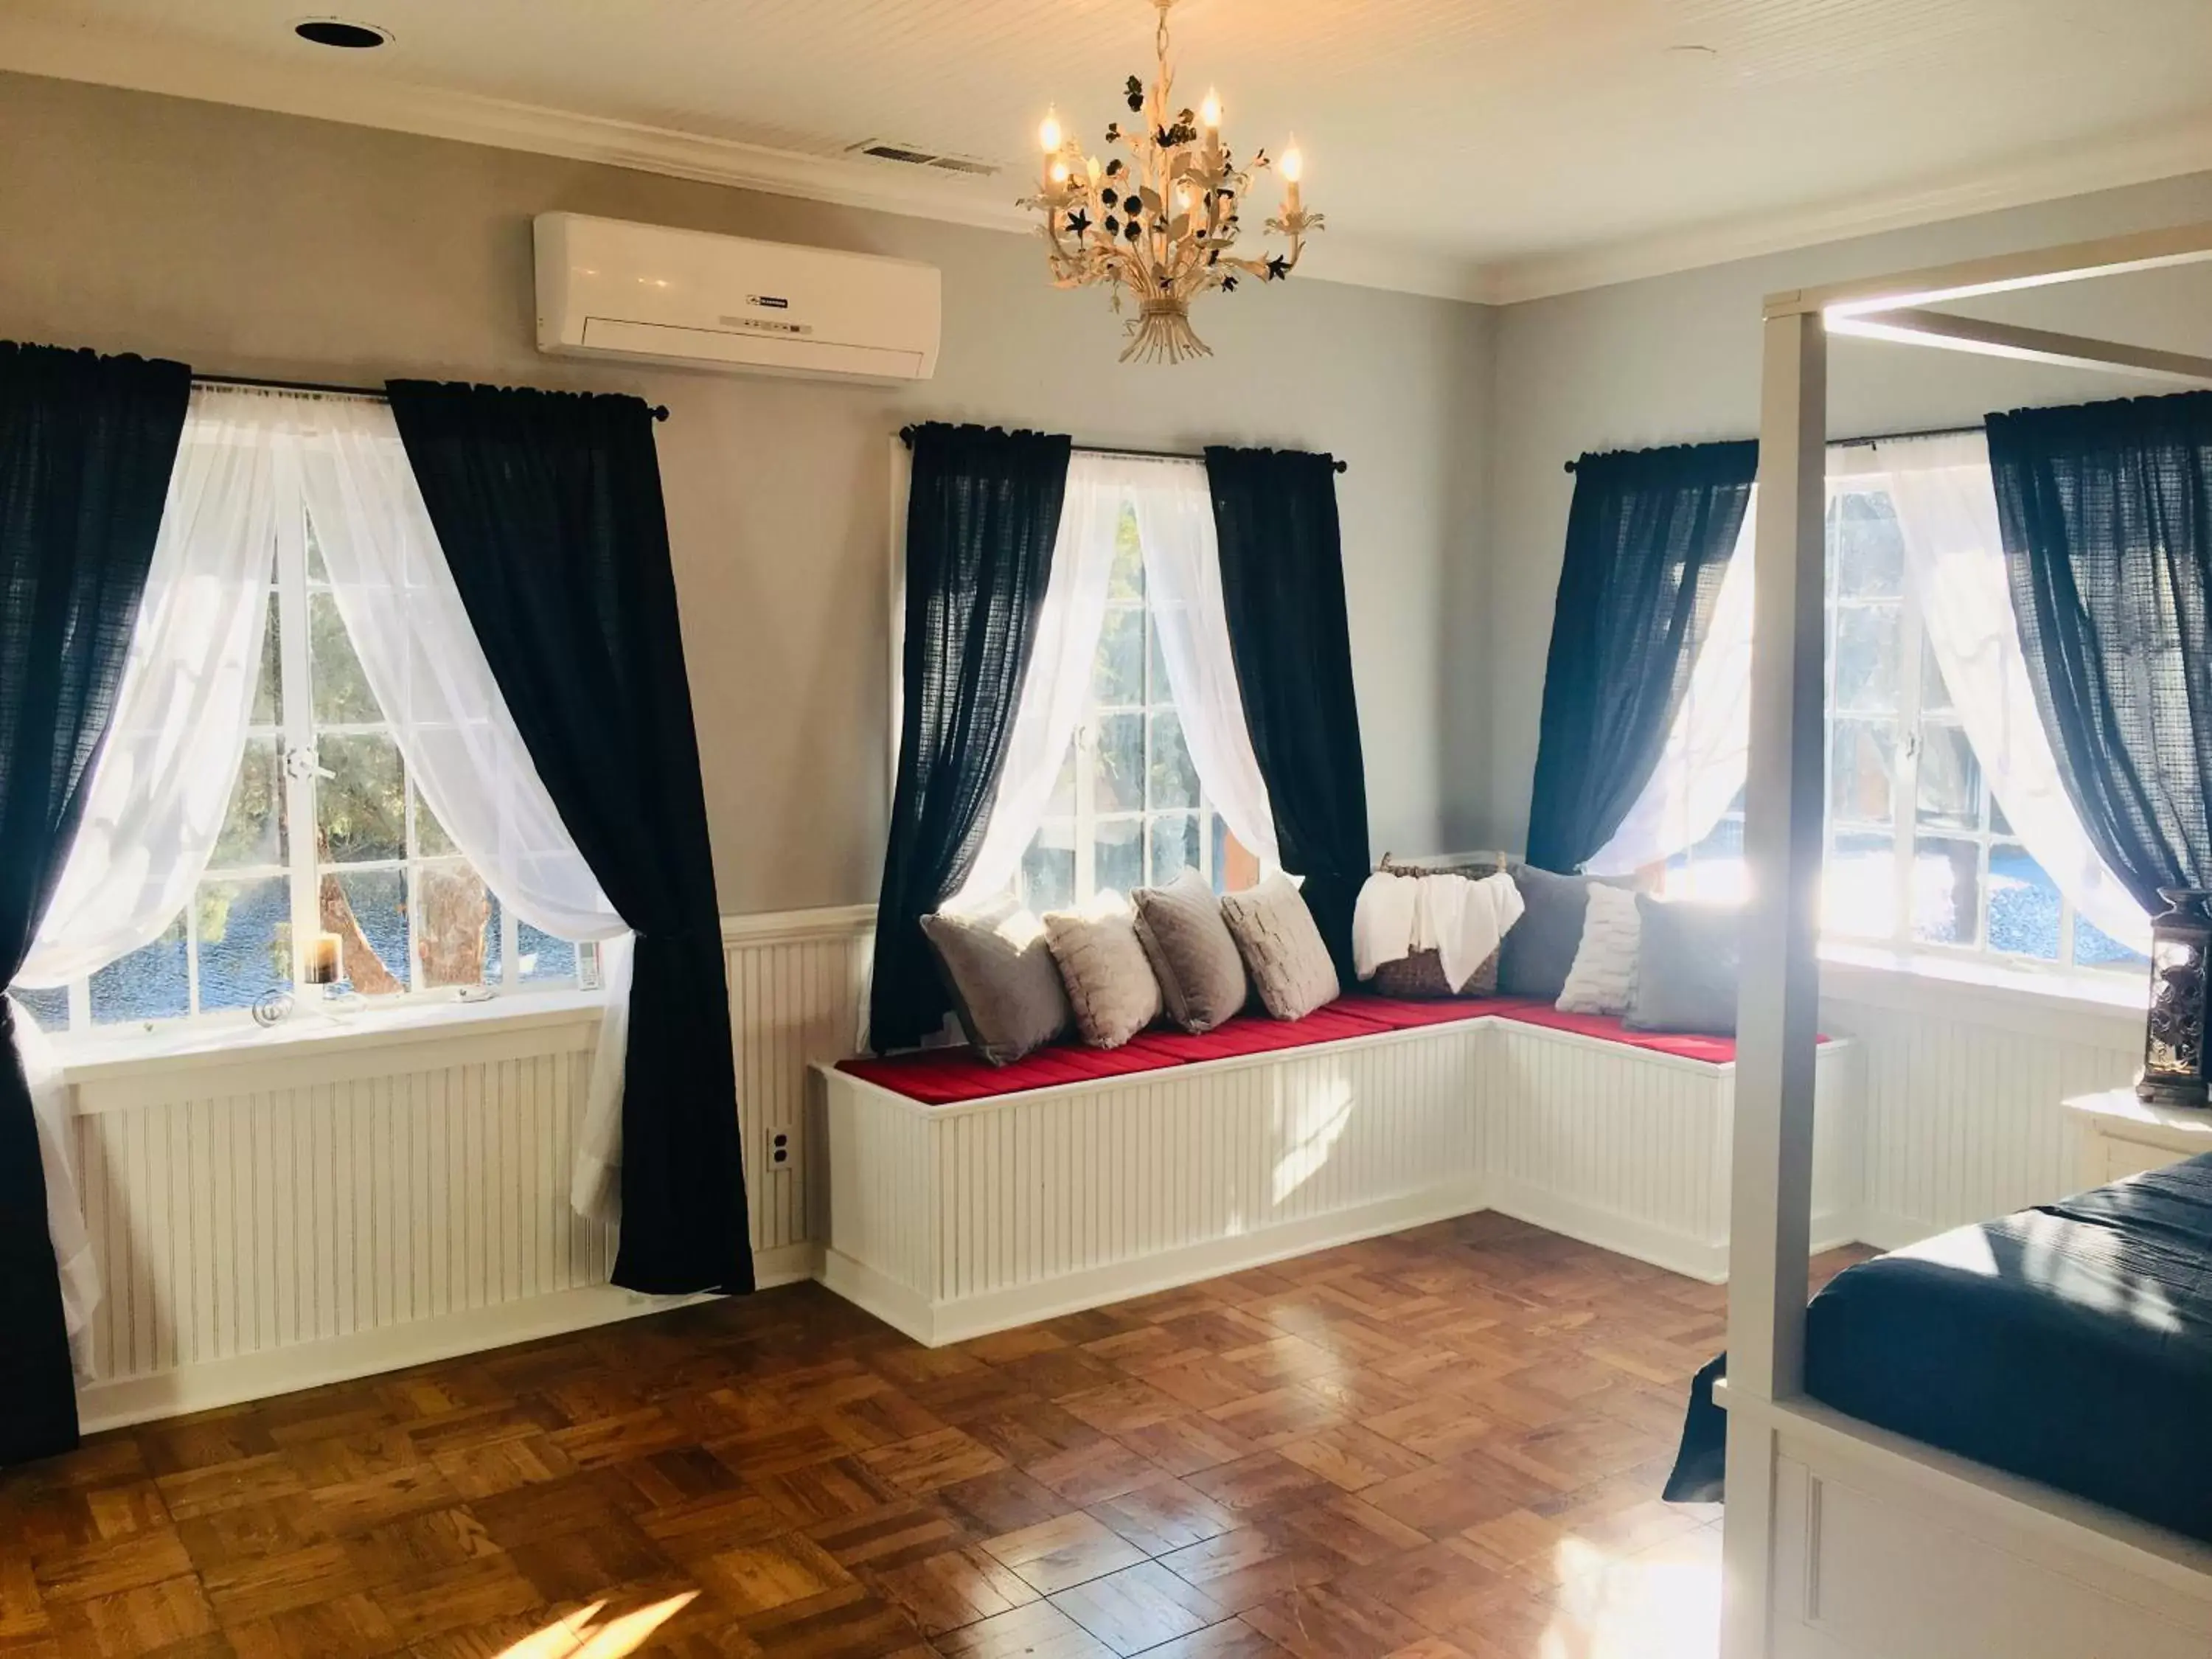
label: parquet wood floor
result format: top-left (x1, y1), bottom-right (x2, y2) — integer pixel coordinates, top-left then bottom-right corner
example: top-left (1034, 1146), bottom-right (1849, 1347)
top-left (1, 1216), bottom-right (1869, 1659)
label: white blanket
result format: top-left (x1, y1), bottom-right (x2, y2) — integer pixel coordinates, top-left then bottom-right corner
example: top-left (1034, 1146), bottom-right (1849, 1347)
top-left (1352, 869), bottom-right (1526, 992)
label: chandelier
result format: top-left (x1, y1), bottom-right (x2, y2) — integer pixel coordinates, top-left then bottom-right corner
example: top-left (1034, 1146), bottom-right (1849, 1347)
top-left (1021, 0), bottom-right (1322, 365)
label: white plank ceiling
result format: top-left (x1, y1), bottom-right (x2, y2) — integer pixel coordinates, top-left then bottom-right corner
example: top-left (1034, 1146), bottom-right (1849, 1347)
top-left (6, 0), bottom-right (2211, 300)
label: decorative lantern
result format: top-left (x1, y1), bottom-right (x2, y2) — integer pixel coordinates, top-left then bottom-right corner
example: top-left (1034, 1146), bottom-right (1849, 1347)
top-left (2139, 888), bottom-right (2212, 1107)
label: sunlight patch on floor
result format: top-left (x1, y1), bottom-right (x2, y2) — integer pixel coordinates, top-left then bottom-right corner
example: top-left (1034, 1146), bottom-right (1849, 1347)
top-left (1540, 1526), bottom-right (1722, 1659)
top-left (495, 1591), bottom-right (698, 1659)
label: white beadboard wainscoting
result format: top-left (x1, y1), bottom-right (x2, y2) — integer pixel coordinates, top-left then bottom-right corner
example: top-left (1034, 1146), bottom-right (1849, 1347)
top-left (57, 890), bottom-right (2149, 1427)
top-left (1487, 1026), bottom-right (1863, 1279)
top-left (821, 1023), bottom-right (1495, 1346)
top-left (1819, 959), bottom-right (2143, 1251)
top-left (818, 1020), bottom-right (1863, 1346)
top-left (65, 905), bottom-right (873, 1432)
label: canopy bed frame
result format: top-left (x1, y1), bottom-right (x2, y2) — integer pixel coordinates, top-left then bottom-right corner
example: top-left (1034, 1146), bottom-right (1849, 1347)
top-left (1725, 223), bottom-right (2212, 1658)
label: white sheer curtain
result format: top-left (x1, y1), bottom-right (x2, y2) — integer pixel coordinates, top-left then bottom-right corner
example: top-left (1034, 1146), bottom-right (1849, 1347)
top-left (950, 451), bottom-right (1279, 911)
top-left (949, 453), bottom-right (1125, 910)
top-left (1841, 432), bottom-right (2149, 951)
top-left (1586, 504), bottom-right (1756, 877)
top-left (1125, 456), bottom-right (1280, 869)
top-left (14, 386), bottom-right (290, 1376)
top-left (1588, 437), bottom-right (2147, 953)
top-left (293, 395), bottom-right (636, 1220)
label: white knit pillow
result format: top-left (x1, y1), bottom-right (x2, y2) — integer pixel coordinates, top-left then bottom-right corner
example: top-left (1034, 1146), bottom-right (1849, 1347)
top-left (1555, 881), bottom-right (1641, 1016)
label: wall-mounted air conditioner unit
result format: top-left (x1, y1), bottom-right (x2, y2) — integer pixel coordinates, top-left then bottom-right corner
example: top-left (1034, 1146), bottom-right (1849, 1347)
top-left (534, 212), bottom-right (942, 384)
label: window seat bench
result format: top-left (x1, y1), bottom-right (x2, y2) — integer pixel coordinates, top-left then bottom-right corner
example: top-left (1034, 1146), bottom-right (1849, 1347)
top-left (815, 995), bottom-right (1863, 1345)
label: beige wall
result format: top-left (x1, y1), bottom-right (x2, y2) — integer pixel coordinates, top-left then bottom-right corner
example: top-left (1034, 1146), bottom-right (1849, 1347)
top-left (0, 71), bottom-right (1495, 913)
top-left (1479, 170), bottom-right (2212, 854)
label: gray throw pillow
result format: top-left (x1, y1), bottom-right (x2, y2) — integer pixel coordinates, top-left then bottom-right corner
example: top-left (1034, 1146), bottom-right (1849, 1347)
top-left (1133, 869), bottom-right (1251, 1033)
top-left (1498, 863), bottom-right (1618, 1000)
top-left (1220, 873), bottom-right (1340, 1021)
top-left (1624, 894), bottom-right (1742, 1035)
top-left (920, 904), bottom-right (1072, 1065)
top-left (1043, 900), bottom-right (1164, 1048)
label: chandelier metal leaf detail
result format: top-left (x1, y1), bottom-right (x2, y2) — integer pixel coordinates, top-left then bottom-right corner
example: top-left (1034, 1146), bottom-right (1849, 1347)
top-left (1020, 0), bottom-right (1322, 365)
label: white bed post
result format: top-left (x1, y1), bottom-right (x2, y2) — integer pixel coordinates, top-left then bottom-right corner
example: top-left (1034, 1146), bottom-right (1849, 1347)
top-left (1721, 305), bottom-right (1828, 1659)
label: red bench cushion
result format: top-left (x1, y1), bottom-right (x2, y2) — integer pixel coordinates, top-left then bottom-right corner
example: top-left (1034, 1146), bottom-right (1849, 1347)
top-left (835, 999), bottom-right (1444, 1107)
top-left (833, 992), bottom-right (1802, 1106)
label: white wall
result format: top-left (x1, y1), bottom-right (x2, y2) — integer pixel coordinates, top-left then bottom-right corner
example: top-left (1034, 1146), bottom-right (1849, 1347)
top-left (1479, 170), bottom-right (2212, 852)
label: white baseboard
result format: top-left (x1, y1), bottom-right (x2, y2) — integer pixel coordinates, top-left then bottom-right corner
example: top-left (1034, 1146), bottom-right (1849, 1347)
top-left (1854, 1208), bottom-right (1947, 1254)
top-left (1486, 1178), bottom-right (1731, 1283)
top-left (1486, 1180), bottom-right (1865, 1285)
top-left (76, 1242), bottom-right (817, 1434)
top-left (826, 1180), bottom-right (1491, 1348)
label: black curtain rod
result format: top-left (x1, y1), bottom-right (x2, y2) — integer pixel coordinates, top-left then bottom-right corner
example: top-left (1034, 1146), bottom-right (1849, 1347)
top-left (898, 426), bottom-right (1348, 473)
top-left (1560, 419), bottom-right (1983, 473)
top-left (192, 371), bottom-right (672, 422)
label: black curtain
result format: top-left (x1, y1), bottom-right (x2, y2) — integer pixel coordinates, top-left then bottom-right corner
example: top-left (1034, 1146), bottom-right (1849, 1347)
top-left (1987, 392), bottom-right (2212, 911)
top-left (0, 342), bottom-right (189, 1464)
top-left (386, 380), bottom-right (748, 1296)
top-left (869, 423), bottom-right (1070, 1052)
top-left (1526, 440), bottom-right (1758, 874)
top-left (1206, 445), bottom-right (1370, 979)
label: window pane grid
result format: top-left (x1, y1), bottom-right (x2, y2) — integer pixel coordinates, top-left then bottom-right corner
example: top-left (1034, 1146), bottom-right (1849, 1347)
top-left (1666, 480), bottom-right (2143, 981)
top-left (1014, 502), bottom-right (1246, 916)
top-left (39, 491), bottom-right (574, 1034)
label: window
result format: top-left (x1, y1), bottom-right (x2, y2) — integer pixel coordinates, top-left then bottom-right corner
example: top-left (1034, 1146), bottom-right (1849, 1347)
top-left (1015, 505), bottom-right (1259, 913)
top-left (1666, 483), bottom-right (2146, 974)
top-left (26, 503), bottom-right (580, 1034)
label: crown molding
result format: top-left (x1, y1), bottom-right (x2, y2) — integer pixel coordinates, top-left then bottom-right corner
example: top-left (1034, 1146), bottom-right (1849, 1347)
top-left (0, 14), bottom-right (1033, 240)
top-left (1481, 115), bottom-right (2212, 305)
top-left (8, 12), bottom-right (2206, 313)
top-left (0, 13), bottom-right (1489, 306)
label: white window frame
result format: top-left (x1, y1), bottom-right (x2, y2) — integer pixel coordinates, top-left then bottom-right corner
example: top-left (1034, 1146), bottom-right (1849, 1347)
top-left (39, 494), bottom-right (580, 1037)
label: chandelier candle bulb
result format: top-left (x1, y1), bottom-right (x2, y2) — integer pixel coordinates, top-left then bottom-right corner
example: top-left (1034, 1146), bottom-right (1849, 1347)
top-left (1017, 0), bottom-right (1322, 364)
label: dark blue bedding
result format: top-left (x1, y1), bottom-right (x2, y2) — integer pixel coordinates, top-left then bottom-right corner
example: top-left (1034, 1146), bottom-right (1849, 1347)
top-left (1665, 1150), bottom-right (2212, 1543)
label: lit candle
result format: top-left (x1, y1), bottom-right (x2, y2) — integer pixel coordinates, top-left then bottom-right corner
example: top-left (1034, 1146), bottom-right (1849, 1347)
top-left (1280, 136), bottom-right (1304, 215)
top-left (1200, 88), bottom-right (1222, 136)
top-left (305, 933), bottom-right (341, 986)
top-left (1038, 107), bottom-right (1062, 189)
top-left (1086, 155), bottom-right (1102, 189)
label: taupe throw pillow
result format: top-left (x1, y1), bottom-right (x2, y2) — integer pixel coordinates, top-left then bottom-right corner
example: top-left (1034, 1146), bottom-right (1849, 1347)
top-left (1043, 897), bottom-right (1164, 1048)
top-left (1220, 872), bottom-right (1340, 1021)
top-left (1625, 894), bottom-right (1742, 1035)
top-left (1133, 869), bottom-right (1251, 1033)
top-left (920, 903), bottom-right (1071, 1065)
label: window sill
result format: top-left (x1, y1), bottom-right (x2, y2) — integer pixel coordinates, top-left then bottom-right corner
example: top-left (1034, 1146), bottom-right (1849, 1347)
top-left (1818, 941), bottom-right (2146, 1043)
top-left (49, 987), bottom-right (609, 1096)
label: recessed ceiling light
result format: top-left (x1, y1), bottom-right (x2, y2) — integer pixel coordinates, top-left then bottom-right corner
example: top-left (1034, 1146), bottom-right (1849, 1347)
top-left (293, 18), bottom-right (391, 49)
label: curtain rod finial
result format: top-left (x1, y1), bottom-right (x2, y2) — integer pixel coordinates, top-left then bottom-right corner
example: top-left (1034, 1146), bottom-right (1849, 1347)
top-left (650, 405), bottom-right (669, 422)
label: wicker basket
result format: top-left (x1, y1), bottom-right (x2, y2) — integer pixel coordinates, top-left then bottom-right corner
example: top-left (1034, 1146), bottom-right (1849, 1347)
top-left (1367, 852), bottom-right (1510, 999)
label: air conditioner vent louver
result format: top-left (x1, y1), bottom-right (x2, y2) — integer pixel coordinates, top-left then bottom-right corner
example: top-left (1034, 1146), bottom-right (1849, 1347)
top-left (849, 139), bottom-right (1001, 178)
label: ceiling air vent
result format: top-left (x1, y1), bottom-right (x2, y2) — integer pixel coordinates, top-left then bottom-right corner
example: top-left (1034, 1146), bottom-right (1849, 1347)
top-left (849, 140), bottom-right (1001, 178)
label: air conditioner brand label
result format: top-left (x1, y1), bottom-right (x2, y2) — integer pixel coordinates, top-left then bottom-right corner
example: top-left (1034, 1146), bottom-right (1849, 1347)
top-left (718, 317), bottom-right (813, 336)
top-left (748, 294), bottom-right (791, 309)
